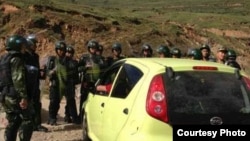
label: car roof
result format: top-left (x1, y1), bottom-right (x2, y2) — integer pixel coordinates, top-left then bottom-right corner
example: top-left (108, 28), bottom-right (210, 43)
top-left (122, 58), bottom-right (239, 73)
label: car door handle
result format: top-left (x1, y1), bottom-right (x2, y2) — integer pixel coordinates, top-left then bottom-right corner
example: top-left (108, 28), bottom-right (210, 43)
top-left (101, 103), bottom-right (105, 107)
top-left (123, 108), bottom-right (129, 115)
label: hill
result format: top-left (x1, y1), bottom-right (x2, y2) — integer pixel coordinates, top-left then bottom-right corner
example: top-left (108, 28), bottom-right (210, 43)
top-left (0, 0), bottom-right (250, 74)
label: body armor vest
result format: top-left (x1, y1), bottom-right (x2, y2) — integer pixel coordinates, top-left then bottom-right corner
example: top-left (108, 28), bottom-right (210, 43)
top-left (0, 52), bottom-right (21, 102)
top-left (80, 54), bottom-right (103, 83)
top-left (0, 53), bottom-right (20, 89)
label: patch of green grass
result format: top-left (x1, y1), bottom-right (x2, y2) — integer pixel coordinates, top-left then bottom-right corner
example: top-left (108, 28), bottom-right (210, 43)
top-left (4, 0), bottom-right (250, 39)
top-left (6, 0), bottom-right (250, 29)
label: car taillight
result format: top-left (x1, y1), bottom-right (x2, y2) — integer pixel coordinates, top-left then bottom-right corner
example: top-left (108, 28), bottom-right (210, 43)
top-left (146, 74), bottom-right (168, 122)
top-left (243, 77), bottom-right (250, 90)
top-left (193, 66), bottom-right (218, 70)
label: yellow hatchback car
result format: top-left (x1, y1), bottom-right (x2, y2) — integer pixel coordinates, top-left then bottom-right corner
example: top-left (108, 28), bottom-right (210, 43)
top-left (82, 58), bottom-right (250, 141)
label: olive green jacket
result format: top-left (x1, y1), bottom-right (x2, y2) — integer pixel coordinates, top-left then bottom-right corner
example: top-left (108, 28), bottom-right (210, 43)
top-left (11, 55), bottom-right (28, 99)
top-left (4, 51), bottom-right (28, 112)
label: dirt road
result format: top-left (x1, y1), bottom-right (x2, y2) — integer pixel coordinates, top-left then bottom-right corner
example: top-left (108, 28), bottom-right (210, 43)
top-left (0, 96), bottom-right (83, 141)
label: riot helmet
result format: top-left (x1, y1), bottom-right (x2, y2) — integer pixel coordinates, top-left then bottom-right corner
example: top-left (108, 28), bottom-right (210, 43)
top-left (5, 35), bottom-right (27, 52)
top-left (55, 41), bottom-right (67, 51)
top-left (187, 48), bottom-right (202, 60)
top-left (226, 49), bottom-right (237, 60)
top-left (141, 43), bottom-right (153, 57)
top-left (87, 39), bottom-right (99, 50)
top-left (170, 47), bottom-right (182, 58)
top-left (26, 39), bottom-right (35, 51)
top-left (156, 45), bottom-right (170, 57)
top-left (97, 44), bottom-right (103, 54)
top-left (26, 34), bottom-right (38, 44)
top-left (112, 42), bottom-right (122, 53)
top-left (66, 45), bottom-right (75, 55)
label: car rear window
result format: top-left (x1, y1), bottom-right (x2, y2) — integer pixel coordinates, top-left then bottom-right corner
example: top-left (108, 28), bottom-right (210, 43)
top-left (165, 71), bottom-right (250, 125)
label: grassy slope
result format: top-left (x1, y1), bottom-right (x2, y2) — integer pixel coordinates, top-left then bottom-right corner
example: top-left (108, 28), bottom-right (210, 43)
top-left (5, 0), bottom-right (250, 34)
top-left (19, 0), bottom-right (250, 35)
top-left (2, 0), bottom-right (250, 74)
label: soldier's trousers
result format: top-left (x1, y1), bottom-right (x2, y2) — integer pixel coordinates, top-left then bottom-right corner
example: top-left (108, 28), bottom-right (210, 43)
top-left (65, 95), bottom-right (78, 120)
top-left (32, 89), bottom-right (42, 127)
top-left (48, 86), bottom-right (60, 121)
top-left (79, 88), bottom-right (89, 122)
top-left (4, 109), bottom-right (33, 141)
top-left (64, 82), bottom-right (78, 120)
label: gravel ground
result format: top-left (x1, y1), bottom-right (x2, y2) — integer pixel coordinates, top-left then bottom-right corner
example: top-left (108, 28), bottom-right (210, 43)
top-left (31, 96), bottom-right (83, 141)
top-left (32, 127), bottom-right (83, 141)
top-left (1, 95), bottom-right (84, 141)
top-left (31, 126), bottom-right (83, 141)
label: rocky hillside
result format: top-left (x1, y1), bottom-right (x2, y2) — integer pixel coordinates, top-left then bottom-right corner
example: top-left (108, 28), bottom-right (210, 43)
top-left (0, 1), bottom-right (250, 74)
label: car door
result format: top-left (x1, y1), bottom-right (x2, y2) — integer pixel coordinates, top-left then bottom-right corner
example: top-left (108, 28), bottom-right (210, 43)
top-left (86, 61), bottom-right (124, 140)
top-left (101, 63), bottom-right (143, 141)
top-left (85, 90), bottom-right (109, 140)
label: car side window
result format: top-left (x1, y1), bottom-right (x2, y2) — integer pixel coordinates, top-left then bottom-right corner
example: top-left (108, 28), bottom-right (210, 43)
top-left (110, 64), bottom-right (143, 99)
top-left (95, 62), bottom-right (123, 95)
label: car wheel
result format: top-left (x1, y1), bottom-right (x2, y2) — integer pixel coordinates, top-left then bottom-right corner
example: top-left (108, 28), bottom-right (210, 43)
top-left (82, 115), bottom-right (91, 141)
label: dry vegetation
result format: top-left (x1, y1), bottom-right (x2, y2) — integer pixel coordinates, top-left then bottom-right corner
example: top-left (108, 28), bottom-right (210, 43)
top-left (0, 1), bottom-right (250, 74)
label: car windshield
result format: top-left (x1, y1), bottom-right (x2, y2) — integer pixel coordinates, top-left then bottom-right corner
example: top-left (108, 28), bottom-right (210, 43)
top-left (165, 71), bottom-right (250, 125)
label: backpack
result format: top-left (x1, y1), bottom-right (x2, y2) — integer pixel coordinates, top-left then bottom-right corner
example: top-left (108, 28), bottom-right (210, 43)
top-left (0, 52), bottom-right (21, 103)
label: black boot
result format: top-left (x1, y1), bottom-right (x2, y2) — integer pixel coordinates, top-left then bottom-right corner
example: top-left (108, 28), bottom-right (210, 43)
top-left (64, 116), bottom-right (72, 123)
top-left (47, 118), bottom-right (57, 126)
top-left (72, 117), bottom-right (81, 125)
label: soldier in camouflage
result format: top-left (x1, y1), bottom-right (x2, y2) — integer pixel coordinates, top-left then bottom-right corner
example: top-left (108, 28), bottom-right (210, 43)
top-left (78, 39), bottom-right (105, 121)
top-left (1, 35), bottom-right (34, 141)
top-left (46, 40), bottom-right (68, 125)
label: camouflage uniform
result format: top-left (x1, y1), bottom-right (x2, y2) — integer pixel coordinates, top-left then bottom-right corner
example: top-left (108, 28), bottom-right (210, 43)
top-left (78, 39), bottom-right (105, 120)
top-left (47, 56), bottom-right (68, 125)
top-left (1, 35), bottom-right (33, 141)
top-left (46, 41), bottom-right (68, 125)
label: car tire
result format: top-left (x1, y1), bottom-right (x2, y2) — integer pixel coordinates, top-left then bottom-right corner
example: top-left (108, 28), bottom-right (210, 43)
top-left (82, 115), bottom-right (91, 141)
